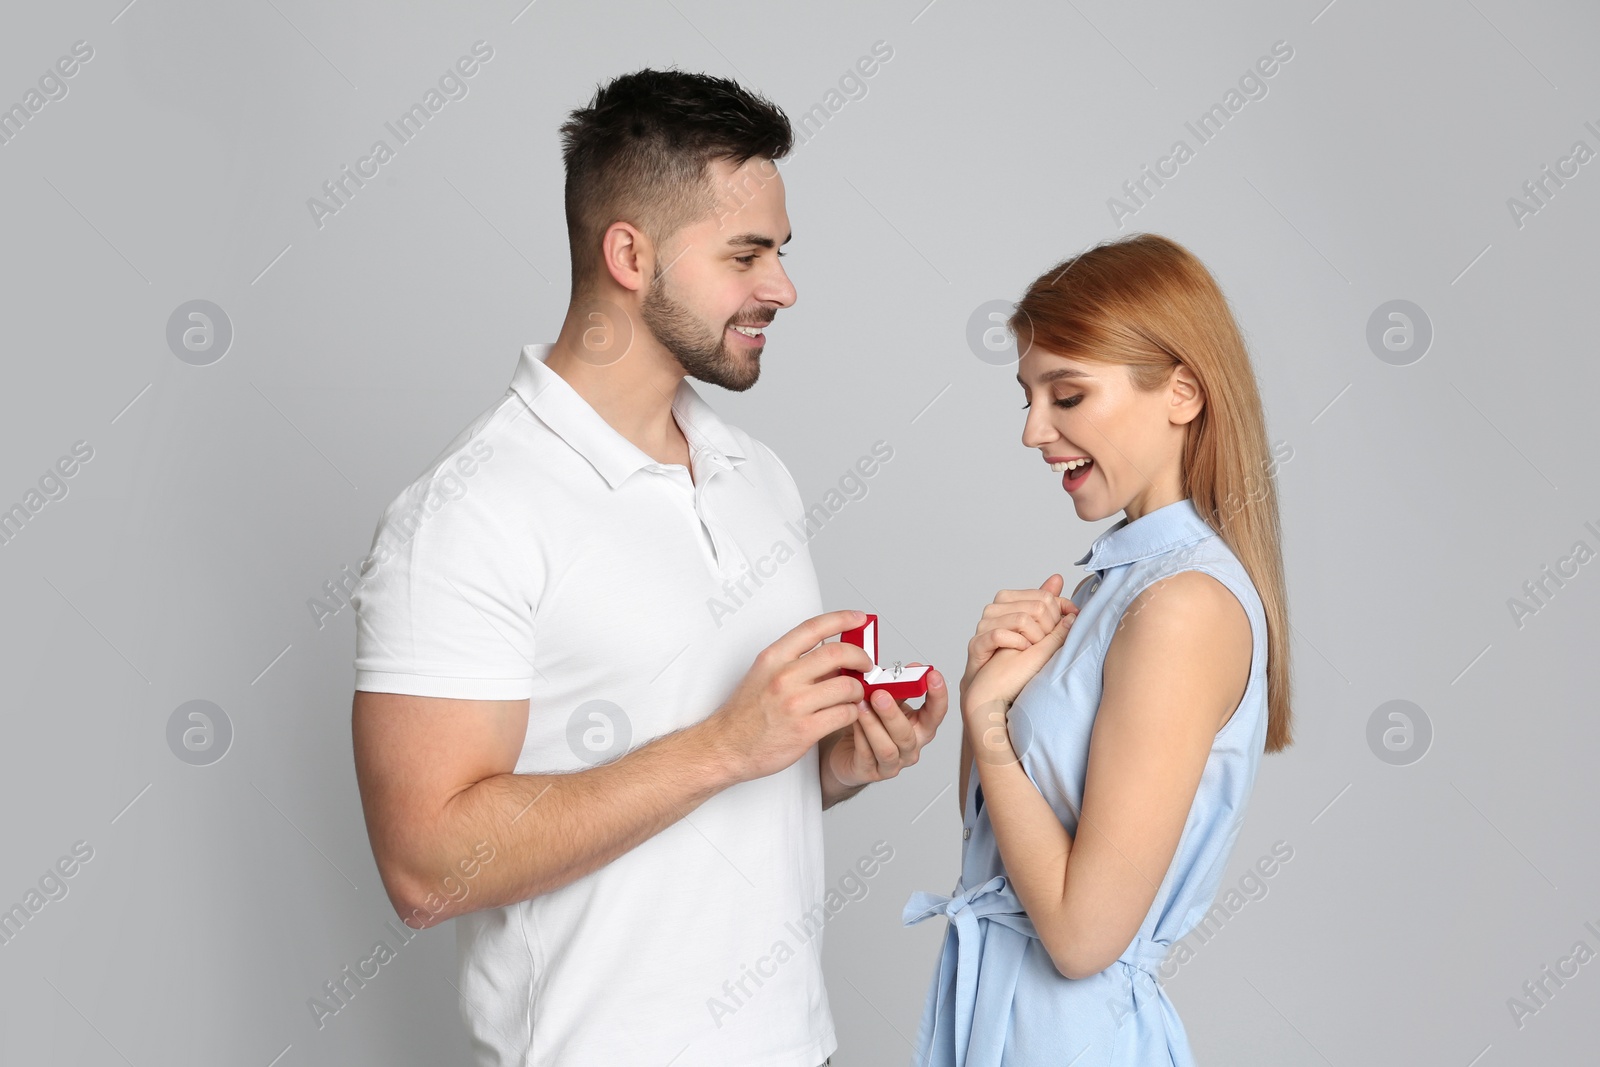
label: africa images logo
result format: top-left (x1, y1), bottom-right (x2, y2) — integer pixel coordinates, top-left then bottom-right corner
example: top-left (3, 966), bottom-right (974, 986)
top-left (305, 41), bottom-right (494, 230)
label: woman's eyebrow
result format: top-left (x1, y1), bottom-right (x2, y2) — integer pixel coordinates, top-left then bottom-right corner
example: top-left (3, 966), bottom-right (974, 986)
top-left (1016, 367), bottom-right (1094, 386)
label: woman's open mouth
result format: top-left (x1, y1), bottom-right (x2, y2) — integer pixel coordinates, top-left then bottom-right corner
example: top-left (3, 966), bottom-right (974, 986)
top-left (1050, 457), bottom-right (1094, 492)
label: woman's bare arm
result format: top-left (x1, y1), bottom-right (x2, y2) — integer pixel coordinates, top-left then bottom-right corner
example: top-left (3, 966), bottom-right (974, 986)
top-left (959, 719), bottom-right (973, 821)
top-left (972, 571), bottom-right (1251, 978)
top-left (962, 573), bottom-right (1093, 822)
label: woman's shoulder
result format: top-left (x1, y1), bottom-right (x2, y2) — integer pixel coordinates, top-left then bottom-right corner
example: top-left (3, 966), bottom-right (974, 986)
top-left (1074, 541), bottom-right (1263, 669)
top-left (1133, 533), bottom-right (1263, 617)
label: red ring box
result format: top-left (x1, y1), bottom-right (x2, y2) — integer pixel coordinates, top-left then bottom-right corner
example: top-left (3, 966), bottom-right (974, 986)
top-left (842, 613), bottom-right (932, 700)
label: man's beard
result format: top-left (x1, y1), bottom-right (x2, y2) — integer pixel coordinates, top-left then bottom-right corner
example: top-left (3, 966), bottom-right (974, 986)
top-left (639, 272), bottom-right (762, 392)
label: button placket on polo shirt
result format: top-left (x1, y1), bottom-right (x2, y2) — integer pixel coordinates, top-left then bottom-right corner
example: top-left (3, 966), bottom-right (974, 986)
top-left (690, 453), bottom-right (750, 579)
top-left (654, 452), bottom-right (748, 579)
top-left (651, 464), bottom-right (718, 574)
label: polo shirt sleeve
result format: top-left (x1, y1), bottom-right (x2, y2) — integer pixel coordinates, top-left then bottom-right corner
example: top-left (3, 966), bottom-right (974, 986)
top-left (351, 460), bottom-right (539, 701)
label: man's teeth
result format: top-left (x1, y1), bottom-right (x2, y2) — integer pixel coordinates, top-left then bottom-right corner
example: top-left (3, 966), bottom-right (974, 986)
top-left (730, 325), bottom-right (764, 337)
top-left (1050, 459), bottom-right (1092, 472)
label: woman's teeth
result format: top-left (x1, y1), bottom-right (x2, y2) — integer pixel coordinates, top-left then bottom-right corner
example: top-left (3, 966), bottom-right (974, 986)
top-left (1050, 459), bottom-right (1092, 473)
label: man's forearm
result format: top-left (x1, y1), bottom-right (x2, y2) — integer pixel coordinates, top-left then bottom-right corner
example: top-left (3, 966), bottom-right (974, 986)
top-left (817, 726), bottom-right (869, 810)
top-left (398, 718), bottom-right (741, 926)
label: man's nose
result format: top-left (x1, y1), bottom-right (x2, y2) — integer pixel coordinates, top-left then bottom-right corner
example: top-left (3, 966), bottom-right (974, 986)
top-left (762, 262), bottom-right (797, 308)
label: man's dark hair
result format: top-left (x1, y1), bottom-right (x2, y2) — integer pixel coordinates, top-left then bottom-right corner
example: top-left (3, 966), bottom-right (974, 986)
top-left (559, 69), bottom-right (793, 298)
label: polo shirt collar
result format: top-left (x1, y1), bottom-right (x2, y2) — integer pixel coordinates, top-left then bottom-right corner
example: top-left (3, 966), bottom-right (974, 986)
top-left (1074, 496), bottom-right (1214, 572)
top-left (511, 343), bottom-right (747, 490)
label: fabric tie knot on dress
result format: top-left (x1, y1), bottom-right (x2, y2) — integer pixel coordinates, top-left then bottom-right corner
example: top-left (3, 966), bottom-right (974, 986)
top-left (902, 877), bottom-right (1041, 1067)
top-left (902, 875), bottom-right (1039, 939)
top-left (1116, 935), bottom-right (1173, 980)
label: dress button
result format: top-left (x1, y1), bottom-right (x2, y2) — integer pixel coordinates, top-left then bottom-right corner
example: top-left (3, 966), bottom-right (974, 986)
top-left (963, 827), bottom-right (971, 840)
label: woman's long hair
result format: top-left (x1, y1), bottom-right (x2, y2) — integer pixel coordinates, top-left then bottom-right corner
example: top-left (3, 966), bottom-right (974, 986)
top-left (1011, 233), bottom-right (1293, 753)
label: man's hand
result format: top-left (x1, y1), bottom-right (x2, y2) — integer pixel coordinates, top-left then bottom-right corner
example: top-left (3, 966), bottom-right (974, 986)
top-left (826, 665), bottom-right (950, 790)
top-left (707, 609), bottom-right (874, 782)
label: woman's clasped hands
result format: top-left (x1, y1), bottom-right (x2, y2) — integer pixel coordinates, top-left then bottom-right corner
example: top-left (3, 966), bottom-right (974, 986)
top-left (961, 573), bottom-right (1081, 761)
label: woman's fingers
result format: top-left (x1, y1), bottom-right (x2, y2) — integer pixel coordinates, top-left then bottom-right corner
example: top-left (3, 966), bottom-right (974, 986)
top-left (980, 595), bottom-right (1063, 635)
top-left (992, 585), bottom-right (1060, 606)
top-left (966, 576), bottom-right (1088, 686)
top-left (976, 611), bottom-right (1052, 646)
top-left (969, 629), bottom-right (1031, 664)
top-left (963, 628), bottom-right (1031, 690)
top-left (976, 609), bottom-right (1051, 643)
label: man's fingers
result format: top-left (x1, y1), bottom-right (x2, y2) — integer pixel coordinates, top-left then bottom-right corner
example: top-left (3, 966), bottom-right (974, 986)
top-left (850, 719), bottom-right (870, 764)
top-left (794, 672), bottom-right (867, 715)
top-left (809, 700), bottom-right (860, 742)
top-left (773, 609), bottom-right (872, 663)
top-left (917, 669), bottom-right (951, 738)
top-left (866, 690), bottom-right (917, 754)
top-left (878, 663), bottom-right (948, 737)
top-left (856, 700), bottom-right (902, 763)
top-left (794, 639), bottom-right (874, 682)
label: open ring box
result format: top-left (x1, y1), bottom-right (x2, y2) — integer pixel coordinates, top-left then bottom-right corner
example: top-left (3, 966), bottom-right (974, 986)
top-left (841, 613), bottom-right (933, 701)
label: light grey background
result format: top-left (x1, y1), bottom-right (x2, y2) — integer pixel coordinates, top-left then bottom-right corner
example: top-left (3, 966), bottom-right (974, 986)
top-left (2, 0), bottom-right (1596, 1063)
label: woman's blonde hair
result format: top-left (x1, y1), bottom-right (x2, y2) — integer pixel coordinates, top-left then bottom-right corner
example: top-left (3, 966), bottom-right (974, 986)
top-left (1011, 233), bottom-right (1293, 753)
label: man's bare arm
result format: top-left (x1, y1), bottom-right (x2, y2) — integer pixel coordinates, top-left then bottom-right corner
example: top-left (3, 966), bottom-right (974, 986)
top-left (353, 609), bottom-right (873, 928)
top-left (353, 691), bottom-right (741, 928)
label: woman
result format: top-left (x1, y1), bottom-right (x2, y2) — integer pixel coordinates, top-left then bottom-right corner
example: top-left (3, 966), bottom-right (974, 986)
top-left (902, 233), bottom-right (1293, 1066)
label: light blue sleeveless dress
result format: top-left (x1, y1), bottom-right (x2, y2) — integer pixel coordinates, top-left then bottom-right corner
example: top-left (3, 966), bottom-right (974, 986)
top-left (902, 497), bottom-right (1271, 1066)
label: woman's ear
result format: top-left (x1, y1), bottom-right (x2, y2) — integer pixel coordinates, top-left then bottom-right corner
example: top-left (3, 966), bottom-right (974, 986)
top-left (1170, 364), bottom-right (1205, 427)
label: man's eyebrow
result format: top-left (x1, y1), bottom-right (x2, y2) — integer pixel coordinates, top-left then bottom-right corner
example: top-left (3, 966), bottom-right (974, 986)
top-left (724, 232), bottom-right (793, 249)
top-left (1015, 367), bottom-right (1094, 385)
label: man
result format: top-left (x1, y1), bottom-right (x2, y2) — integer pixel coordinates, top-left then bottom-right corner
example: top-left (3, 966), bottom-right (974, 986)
top-left (350, 69), bottom-right (949, 1067)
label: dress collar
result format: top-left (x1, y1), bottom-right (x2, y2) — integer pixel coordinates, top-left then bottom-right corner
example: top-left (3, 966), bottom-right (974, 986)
top-left (510, 343), bottom-right (747, 489)
top-left (1074, 497), bottom-right (1215, 572)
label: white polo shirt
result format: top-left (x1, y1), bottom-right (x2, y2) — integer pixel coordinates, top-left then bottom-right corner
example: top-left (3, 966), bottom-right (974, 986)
top-left (352, 344), bottom-right (834, 1067)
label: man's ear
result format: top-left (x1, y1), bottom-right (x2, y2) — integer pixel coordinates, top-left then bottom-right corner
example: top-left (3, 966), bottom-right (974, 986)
top-left (1171, 364), bottom-right (1205, 426)
top-left (600, 221), bottom-right (652, 294)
